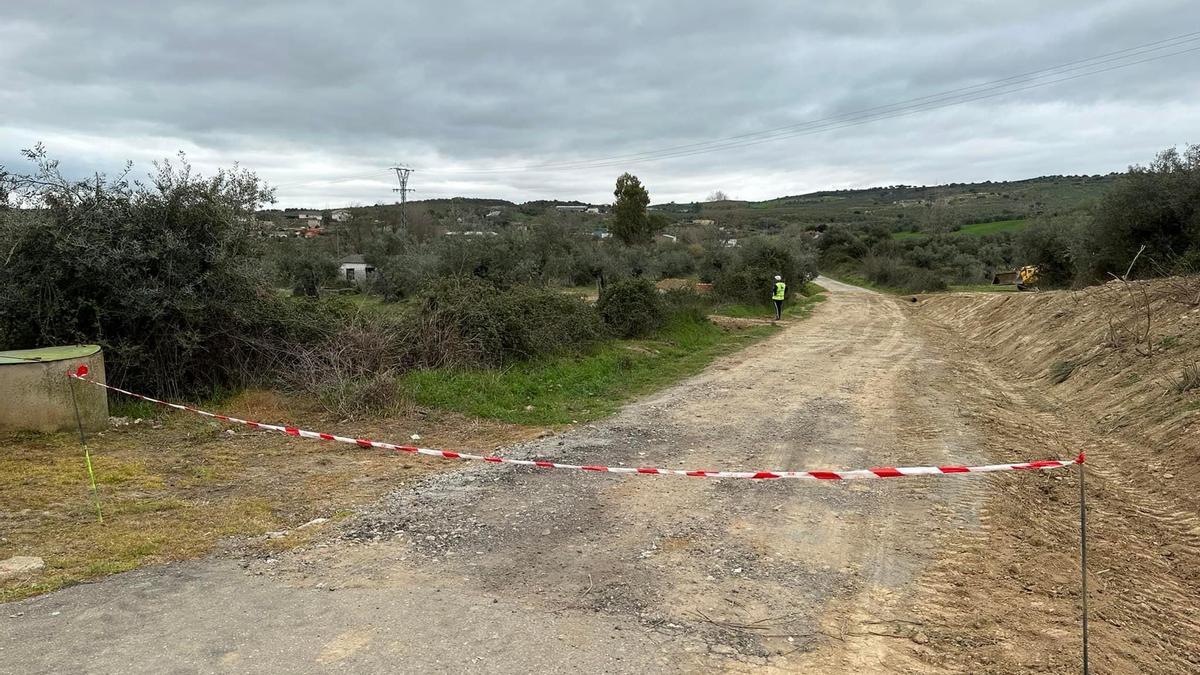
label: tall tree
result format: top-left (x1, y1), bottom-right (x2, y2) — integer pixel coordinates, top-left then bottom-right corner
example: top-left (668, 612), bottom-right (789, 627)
top-left (611, 172), bottom-right (651, 245)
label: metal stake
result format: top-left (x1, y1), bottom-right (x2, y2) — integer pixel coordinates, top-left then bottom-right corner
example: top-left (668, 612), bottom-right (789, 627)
top-left (1079, 459), bottom-right (1088, 674)
top-left (70, 374), bottom-right (104, 523)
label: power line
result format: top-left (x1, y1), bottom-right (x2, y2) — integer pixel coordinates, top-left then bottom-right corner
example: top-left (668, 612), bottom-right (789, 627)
top-left (271, 168), bottom-right (393, 190)
top-left (265, 30), bottom-right (1200, 189)
top-left (420, 31), bottom-right (1200, 175)
top-left (509, 43), bottom-right (1200, 173)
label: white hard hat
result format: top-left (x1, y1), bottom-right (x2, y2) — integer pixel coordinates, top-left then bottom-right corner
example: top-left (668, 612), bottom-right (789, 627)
top-left (774, 275), bottom-right (782, 280)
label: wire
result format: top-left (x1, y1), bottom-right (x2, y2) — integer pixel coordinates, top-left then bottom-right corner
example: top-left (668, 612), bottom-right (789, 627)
top-left (503, 44), bottom-right (1200, 173)
top-left (271, 168), bottom-right (394, 189)
top-left (421, 32), bottom-right (1200, 175)
top-left (263, 30), bottom-right (1200, 187)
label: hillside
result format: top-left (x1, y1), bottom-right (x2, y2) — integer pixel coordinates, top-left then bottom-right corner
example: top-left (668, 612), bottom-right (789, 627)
top-left (655, 174), bottom-right (1116, 235)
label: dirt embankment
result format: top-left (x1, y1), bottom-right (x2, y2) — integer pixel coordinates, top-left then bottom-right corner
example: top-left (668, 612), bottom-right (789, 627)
top-left (903, 278), bottom-right (1200, 673)
top-left (915, 278), bottom-right (1200, 493)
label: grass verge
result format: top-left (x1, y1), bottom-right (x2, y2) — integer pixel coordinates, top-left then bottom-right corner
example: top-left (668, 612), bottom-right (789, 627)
top-left (710, 283), bottom-right (826, 319)
top-left (402, 313), bottom-right (787, 425)
top-left (0, 393), bottom-right (539, 603)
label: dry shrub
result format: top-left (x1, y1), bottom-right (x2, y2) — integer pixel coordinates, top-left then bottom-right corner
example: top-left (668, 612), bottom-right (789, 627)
top-left (1169, 362), bottom-right (1200, 393)
top-left (284, 311), bottom-right (412, 418)
top-left (1095, 276), bottom-right (1154, 356)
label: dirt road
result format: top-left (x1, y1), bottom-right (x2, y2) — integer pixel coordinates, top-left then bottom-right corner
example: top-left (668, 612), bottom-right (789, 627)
top-left (2, 280), bottom-right (1094, 672)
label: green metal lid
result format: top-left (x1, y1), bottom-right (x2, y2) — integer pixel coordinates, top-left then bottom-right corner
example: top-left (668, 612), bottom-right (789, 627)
top-left (0, 345), bottom-right (101, 365)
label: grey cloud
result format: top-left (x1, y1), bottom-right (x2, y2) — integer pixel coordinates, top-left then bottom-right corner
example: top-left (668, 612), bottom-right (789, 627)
top-left (2, 0), bottom-right (1198, 205)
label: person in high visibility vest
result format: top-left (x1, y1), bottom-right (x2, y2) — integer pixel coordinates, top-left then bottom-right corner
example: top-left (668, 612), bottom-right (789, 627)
top-left (771, 275), bottom-right (787, 320)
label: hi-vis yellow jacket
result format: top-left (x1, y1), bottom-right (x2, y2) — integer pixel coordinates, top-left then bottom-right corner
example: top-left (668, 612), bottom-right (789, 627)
top-left (772, 281), bottom-right (787, 301)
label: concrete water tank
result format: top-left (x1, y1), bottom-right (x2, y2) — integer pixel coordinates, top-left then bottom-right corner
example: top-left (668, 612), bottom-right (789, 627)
top-left (0, 345), bottom-right (109, 433)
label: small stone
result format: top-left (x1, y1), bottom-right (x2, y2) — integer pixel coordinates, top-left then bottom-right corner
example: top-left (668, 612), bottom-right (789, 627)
top-left (0, 556), bottom-right (45, 579)
top-left (299, 517), bottom-right (329, 529)
top-left (912, 632), bottom-right (930, 645)
top-left (1163, 473), bottom-right (1174, 479)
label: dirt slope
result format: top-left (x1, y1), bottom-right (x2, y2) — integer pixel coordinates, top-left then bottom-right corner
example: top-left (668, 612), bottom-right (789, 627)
top-left (902, 279), bottom-right (1200, 673)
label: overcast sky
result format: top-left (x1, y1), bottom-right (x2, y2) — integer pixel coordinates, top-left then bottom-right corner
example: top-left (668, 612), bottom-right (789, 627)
top-left (2, 1), bottom-right (1198, 207)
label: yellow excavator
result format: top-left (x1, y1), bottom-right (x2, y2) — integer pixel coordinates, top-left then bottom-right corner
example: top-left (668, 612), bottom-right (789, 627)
top-left (990, 265), bottom-right (1040, 291)
top-left (1016, 265), bottom-right (1039, 291)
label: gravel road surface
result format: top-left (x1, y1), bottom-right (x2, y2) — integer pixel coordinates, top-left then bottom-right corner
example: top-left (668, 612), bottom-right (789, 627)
top-left (2, 278), bottom-right (1003, 673)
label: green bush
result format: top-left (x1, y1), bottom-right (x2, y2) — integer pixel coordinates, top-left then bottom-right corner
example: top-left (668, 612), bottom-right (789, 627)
top-left (597, 278), bottom-right (664, 338)
top-left (661, 286), bottom-right (711, 324)
top-left (0, 147), bottom-right (291, 397)
top-left (1078, 145), bottom-right (1200, 282)
top-left (713, 236), bottom-right (818, 303)
top-left (860, 255), bottom-right (948, 293)
top-left (1015, 216), bottom-right (1082, 287)
top-left (417, 277), bottom-right (603, 365)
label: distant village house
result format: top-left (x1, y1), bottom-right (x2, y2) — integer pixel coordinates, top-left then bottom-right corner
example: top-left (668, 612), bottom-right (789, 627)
top-left (338, 254), bottom-right (374, 284)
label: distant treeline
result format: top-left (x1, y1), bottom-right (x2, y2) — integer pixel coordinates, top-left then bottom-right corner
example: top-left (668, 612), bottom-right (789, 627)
top-left (817, 145), bottom-right (1200, 292)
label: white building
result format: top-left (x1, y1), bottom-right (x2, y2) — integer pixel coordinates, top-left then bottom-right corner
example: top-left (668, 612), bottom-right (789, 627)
top-left (331, 210), bottom-right (351, 223)
top-left (338, 254), bottom-right (375, 284)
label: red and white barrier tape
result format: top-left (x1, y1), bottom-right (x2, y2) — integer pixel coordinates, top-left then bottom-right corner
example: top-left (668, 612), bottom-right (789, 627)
top-left (69, 366), bottom-right (1083, 480)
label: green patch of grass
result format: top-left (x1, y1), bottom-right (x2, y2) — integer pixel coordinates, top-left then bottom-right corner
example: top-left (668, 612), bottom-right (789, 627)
top-left (401, 315), bottom-right (781, 425)
top-left (958, 219), bottom-right (1029, 236)
top-left (1049, 359), bottom-right (1077, 384)
top-left (1158, 335), bottom-right (1180, 350)
top-left (892, 219), bottom-right (1028, 240)
top-left (109, 398), bottom-right (163, 420)
top-left (711, 289), bottom-right (826, 319)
